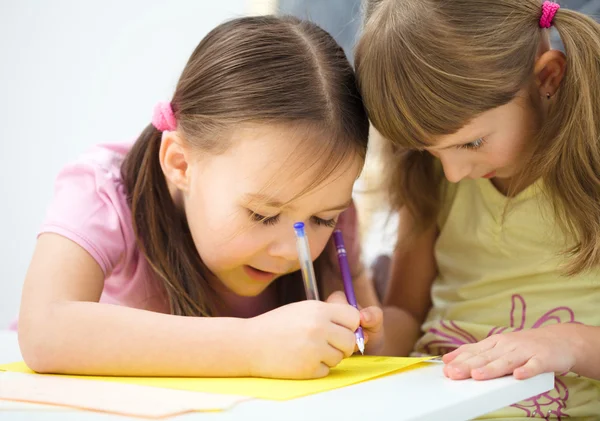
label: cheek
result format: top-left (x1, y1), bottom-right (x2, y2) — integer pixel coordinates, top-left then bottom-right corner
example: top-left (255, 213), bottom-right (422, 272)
top-left (487, 143), bottom-right (517, 166)
top-left (198, 230), bottom-right (265, 271)
top-left (183, 186), bottom-right (257, 270)
top-left (489, 132), bottom-right (531, 166)
top-left (495, 108), bottom-right (539, 163)
top-left (309, 228), bottom-right (334, 261)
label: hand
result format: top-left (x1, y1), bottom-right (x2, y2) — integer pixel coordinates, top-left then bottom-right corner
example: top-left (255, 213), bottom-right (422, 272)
top-left (326, 291), bottom-right (384, 355)
top-left (442, 324), bottom-right (581, 381)
top-left (247, 300), bottom-right (360, 379)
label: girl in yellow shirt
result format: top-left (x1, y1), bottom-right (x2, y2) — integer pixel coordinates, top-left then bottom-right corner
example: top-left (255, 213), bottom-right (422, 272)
top-left (355, 0), bottom-right (600, 418)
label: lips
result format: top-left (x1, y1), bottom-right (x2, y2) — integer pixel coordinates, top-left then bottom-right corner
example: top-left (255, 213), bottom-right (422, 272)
top-left (482, 171), bottom-right (496, 179)
top-left (243, 265), bottom-right (278, 282)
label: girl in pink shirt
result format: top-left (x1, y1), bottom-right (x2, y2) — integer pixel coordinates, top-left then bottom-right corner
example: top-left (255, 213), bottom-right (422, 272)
top-left (17, 15), bottom-right (382, 379)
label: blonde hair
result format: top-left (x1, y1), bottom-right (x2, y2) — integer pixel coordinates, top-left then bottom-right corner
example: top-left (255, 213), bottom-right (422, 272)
top-left (355, 0), bottom-right (600, 274)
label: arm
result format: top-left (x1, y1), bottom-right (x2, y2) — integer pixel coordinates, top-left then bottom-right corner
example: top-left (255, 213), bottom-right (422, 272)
top-left (572, 324), bottom-right (600, 380)
top-left (18, 233), bottom-right (253, 376)
top-left (20, 234), bottom-right (362, 379)
top-left (380, 207), bottom-right (438, 356)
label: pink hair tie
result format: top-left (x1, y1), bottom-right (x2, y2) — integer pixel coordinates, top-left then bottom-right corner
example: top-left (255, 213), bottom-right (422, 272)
top-left (152, 101), bottom-right (177, 131)
top-left (540, 1), bottom-right (560, 29)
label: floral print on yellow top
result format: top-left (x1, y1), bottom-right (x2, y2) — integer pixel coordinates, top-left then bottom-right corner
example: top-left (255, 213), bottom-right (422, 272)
top-left (413, 177), bottom-right (600, 420)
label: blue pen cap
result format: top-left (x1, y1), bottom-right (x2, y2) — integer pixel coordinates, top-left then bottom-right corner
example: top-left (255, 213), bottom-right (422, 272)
top-left (293, 222), bottom-right (305, 237)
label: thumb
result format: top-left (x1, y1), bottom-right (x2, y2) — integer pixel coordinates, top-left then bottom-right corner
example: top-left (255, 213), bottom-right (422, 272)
top-left (360, 306), bottom-right (383, 331)
top-left (326, 291), bottom-right (349, 305)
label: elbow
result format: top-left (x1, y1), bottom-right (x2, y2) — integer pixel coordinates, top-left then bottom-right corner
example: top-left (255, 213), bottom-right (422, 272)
top-left (18, 313), bottom-right (61, 373)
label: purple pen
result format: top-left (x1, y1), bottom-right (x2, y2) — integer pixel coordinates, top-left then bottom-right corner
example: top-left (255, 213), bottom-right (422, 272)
top-left (332, 229), bottom-right (365, 355)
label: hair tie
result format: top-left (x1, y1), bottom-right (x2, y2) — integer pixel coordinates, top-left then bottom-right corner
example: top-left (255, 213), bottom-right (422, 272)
top-left (152, 101), bottom-right (177, 131)
top-left (540, 1), bottom-right (560, 29)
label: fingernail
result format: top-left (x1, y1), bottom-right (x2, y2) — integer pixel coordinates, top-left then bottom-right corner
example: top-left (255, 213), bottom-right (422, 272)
top-left (451, 366), bottom-right (463, 374)
top-left (475, 368), bottom-right (485, 376)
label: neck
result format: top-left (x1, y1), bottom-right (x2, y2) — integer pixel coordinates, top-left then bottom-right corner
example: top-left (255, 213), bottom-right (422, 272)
top-left (212, 283), bottom-right (277, 318)
top-left (491, 173), bottom-right (537, 197)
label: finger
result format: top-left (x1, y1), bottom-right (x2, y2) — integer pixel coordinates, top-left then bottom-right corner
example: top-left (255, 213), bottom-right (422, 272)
top-left (327, 303), bottom-right (360, 331)
top-left (313, 363), bottom-right (331, 379)
top-left (327, 323), bottom-right (358, 358)
top-left (446, 350), bottom-right (500, 379)
top-left (442, 349), bottom-right (461, 364)
top-left (470, 351), bottom-right (529, 380)
top-left (321, 345), bottom-right (345, 368)
top-left (326, 291), bottom-right (349, 305)
top-left (360, 306), bottom-right (383, 332)
top-left (513, 356), bottom-right (545, 380)
top-left (443, 336), bottom-right (501, 365)
top-left (445, 345), bottom-right (507, 380)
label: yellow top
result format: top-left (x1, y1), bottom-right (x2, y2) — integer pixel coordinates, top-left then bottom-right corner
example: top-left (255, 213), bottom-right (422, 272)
top-left (414, 177), bottom-right (600, 420)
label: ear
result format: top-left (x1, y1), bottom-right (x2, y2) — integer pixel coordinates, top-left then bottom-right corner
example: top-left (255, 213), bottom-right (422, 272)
top-left (534, 49), bottom-right (567, 100)
top-left (159, 131), bottom-right (191, 192)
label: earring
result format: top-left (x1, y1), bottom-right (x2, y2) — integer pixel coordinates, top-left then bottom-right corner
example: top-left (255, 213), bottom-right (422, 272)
top-left (546, 93), bottom-right (552, 99)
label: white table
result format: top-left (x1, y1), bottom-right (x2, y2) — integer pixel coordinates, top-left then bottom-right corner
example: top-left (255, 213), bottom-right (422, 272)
top-left (0, 331), bottom-right (553, 421)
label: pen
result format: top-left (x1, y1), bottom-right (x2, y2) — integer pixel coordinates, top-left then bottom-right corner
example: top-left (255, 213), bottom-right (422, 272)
top-left (332, 229), bottom-right (365, 355)
top-left (293, 222), bottom-right (320, 301)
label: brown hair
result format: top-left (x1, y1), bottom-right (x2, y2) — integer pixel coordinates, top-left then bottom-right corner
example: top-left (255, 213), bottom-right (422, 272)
top-left (355, 0), bottom-right (600, 274)
top-left (121, 15), bottom-right (369, 316)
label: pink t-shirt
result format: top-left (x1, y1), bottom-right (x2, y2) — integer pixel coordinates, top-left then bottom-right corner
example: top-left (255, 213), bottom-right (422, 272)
top-left (10, 142), bottom-right (169, 330)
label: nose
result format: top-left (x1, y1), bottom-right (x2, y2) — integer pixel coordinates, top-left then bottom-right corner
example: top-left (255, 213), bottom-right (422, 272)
top-left (267, 227), bottom-right (300, 263)
top-left (439, 152), bottom-right (472, 183)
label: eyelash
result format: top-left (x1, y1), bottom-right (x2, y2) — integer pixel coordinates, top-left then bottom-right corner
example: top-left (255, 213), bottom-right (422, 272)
top-left (458, 137), bottom-right (486, 150)
top-left (249, 212), bottom-right (337, 228)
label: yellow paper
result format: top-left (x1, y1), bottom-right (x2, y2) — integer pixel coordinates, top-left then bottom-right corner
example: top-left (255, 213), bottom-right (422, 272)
top-left (0, 356), bottom-right (430, 400)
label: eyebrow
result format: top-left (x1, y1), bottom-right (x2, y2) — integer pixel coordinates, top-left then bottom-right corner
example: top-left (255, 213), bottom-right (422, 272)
top-left (243, 193), bottom-right (353, 213)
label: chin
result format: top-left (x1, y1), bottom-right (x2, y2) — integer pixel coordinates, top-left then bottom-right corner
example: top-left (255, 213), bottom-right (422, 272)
top-left (234, 288), bottom-right (266, 297)
top-left (226, 282), bottom-right (273, 297)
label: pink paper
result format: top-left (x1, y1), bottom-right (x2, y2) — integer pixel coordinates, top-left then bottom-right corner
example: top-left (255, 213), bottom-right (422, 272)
top-left (0, 372), bottom-right (249, 418)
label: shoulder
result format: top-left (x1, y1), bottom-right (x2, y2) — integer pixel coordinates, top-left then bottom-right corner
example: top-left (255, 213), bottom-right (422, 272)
top-left (40, 141), bottom-right (137, 275)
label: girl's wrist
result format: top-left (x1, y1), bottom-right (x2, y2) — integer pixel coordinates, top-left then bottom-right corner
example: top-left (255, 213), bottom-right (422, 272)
top-left (228, 317), bottom-right (260, 377)
top-left (566, 323), bottom-right (592, 375)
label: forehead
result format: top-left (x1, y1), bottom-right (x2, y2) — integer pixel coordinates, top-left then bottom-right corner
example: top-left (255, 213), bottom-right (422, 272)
top-left (429, 93), bottom-right (532, 149)
top-left (201, 124), bottom-right (362, 206)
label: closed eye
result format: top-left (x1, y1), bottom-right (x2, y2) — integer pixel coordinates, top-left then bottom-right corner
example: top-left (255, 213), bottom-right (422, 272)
top-left (458, 137), bottom-right (486, 150)
top-left (248, 211), bottom-right (337, 228)
top-left (249, 211), bottom-right (280, 226)
top-left (311, 216), bottom-right (337, 228)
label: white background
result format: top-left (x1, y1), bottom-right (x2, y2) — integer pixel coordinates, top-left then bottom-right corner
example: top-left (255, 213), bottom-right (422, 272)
top-left (0, 1), bottom-right (250, 328)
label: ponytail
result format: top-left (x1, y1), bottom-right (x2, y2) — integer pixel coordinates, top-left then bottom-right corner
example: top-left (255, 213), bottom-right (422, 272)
top-left (121, 125), bottom-right (217, 316)
top-left (520, 8), bottom-right (600, 274)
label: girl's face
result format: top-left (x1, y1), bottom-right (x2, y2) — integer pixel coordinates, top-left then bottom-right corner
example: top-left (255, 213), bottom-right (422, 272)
top-left (165, 124), bottom-right (362, 297)
top-left (426, 90), bottom-right (542, 189)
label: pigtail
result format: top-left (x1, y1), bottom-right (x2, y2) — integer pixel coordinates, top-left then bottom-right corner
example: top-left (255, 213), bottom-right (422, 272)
top-left (121, 125), bottom-right (217, 316)
top-left (527, 8), bottom-right (600, 274)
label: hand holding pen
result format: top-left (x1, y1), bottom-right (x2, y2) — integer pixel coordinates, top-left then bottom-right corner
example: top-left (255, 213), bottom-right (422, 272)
top-left (332, 229), bottom-right (365, 354)
top-left (294, 222), bottom-right (383, 355)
